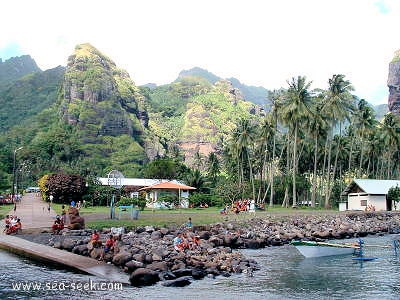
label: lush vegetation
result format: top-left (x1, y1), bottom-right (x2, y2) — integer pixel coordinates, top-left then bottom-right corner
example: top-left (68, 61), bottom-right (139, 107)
top-left (0, 45), bottom-right (398, 214)
top-left (218, 75), bottom-right (400, 208)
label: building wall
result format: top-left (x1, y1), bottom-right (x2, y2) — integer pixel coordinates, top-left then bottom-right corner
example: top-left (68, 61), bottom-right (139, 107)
top-left (347, 193), bottom-right (369, 210)
top-left (347, 193), bottom-right (386, 211)
top-left (368, 195), bottom-right (387, 211)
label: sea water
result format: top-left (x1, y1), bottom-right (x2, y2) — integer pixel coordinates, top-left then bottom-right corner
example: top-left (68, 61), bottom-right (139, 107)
top-left (1, 235), bottom-right (400, 299)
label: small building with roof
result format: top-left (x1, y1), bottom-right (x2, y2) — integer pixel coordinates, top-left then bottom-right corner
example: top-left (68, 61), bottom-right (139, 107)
top-left (97, 177), bottom-right (196, 208)
top-left (138, 181), bottom-right (196, 208)
top-left (341, 179), bottom-right (400, 211)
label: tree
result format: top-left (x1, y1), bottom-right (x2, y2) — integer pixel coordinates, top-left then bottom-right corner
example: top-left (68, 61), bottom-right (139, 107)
top-left (306, 100), bottom-right (328, 207)
top-left (207, 152), bottom-right (220, 185)
top-left (143, 158), bottom-right (177, 179)
top-left (380, 113), bottom-right (400, 178)
top-left (354, 99), bottom-right (377, 176)
top-left (185, 169), bottom-right (205, 191)
top-left (231, 118), bottom-right (256, 200)
top-left (267, 89), bottom-right (284, 207)
top-left (388, 185), bottom-right (400, 209)
top-left (45, 173), bottom-right (87, 203)
top-left (282, 76), bottom-right (312, 207)
top-left (321, 74), bottom-right (354, 207)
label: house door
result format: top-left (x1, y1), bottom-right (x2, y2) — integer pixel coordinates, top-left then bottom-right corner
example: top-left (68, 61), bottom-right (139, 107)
top-left (386, 196), bottom-right (392, 211)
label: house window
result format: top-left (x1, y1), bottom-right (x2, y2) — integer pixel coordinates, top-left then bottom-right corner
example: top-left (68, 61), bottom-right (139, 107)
top-left (360, 200), bottom-right (367, 206)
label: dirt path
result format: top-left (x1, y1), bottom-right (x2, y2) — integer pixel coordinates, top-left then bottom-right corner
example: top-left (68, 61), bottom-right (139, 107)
top-left (0, 193), bottom-right (57, 234)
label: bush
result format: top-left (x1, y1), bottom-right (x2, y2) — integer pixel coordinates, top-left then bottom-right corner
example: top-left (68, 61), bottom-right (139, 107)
top-left (158, 194), bottom-right (178, 206)
top-left (116, 196), bottom-right (147, 210)
top-left (44, 173), bottom-right (86, 203)
top-left (116, 196), bottom-right (136, 206)
top-left (137, 197), bottom-right (146, 211)
top-left (189, 192), bottom-right (223, 207)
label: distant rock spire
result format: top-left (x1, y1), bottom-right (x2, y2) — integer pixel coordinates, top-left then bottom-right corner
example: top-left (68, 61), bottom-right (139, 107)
top-left (388, 50), bottom-right (400, 114)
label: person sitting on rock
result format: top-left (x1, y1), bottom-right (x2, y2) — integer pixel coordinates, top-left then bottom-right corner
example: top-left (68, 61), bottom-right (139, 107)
top-left (3, 224), bottom-right (10, 234)
top-left (99, 234), bottom-right (115, 261)
top-left (52, 215), bottom-right (64, 235)
top-left (113, 234), bottom-right (122, 254)
top-left (189, 235), bottom-right (201, 249)
top-left (90, 230), bottom-right (102, 248)
top-left (4, 215), bottom-right (10, 226)
top-left (173, 233), bottom-right (184, 251)
top-left (186, 217), bottom-right (193, 229)
top-left (15, 218), bottom-right (22, 233)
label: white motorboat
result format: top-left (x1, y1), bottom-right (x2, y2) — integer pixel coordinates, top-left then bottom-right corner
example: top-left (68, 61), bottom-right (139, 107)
top-left (291, 241), bottom-right (358, 258)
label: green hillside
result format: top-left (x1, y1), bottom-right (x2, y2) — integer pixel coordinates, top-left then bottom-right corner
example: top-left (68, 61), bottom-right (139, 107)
top-left (0, 55), bottom-right (41, 88)
top-left (176, 67), bottom-right (269, 106)
top-left (0, 66), bottom-right (64, 132)
top-left (145, 76), bottom-right (260, 167)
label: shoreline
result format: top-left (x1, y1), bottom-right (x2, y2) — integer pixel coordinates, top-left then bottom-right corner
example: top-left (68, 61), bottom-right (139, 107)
top-left (13, 211), bottom-right (400, 287)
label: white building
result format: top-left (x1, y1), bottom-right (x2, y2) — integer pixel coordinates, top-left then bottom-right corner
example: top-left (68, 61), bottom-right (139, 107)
top-left (341, 179), bottom-right (400, 211)
top-left (97, 177), bottom-right (195, 208)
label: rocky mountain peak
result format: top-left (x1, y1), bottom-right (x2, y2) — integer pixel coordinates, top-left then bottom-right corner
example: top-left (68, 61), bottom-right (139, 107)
top-left (61, 43), bottom-right (148, 137)
top-left (387, 49), bottom-right (400, 114)
top-left (0, 55), bottom-right (41, 86)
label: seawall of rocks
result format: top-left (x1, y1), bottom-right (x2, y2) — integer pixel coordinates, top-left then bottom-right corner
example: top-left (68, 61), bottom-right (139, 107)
top-left (18, 211), bottom-right (400, 287)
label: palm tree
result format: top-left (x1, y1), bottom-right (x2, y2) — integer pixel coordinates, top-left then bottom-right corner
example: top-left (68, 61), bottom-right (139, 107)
top-left (257, 117), bottom-right (274, 203)
top-left (354, 99), bottom-right (377, 177)
top-left (306, 100), bottom-right (328, 207)
top-left (207, 152), bottom-right (220, 185)
top-left (282, 76), bottom-right (312, 207)
top-left (267, 89), bottom-right (284, 207)
top-left (380, 113), bottom-right (400, 178)
top-left (232, 118), bottom-right (256, 200)
top-left (321, 74), bottom-right (354, 207)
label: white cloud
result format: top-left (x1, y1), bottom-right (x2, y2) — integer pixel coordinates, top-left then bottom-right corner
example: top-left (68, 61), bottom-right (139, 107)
top-left (2, 0), bottom-right (400, 105)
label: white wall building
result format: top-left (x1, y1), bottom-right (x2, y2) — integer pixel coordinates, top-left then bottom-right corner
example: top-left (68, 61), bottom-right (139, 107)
top-left (341, 179), bottom-right (400, 211)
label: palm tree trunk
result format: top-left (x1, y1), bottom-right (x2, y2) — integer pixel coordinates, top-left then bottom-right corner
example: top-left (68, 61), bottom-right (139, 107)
top-left (247, 151), bottom-right (256, 201)
top-left (327, 123), bottom-right (342, 202)
top-left (311, 133), bottom-right (318, 207)
top-left (324, 129), bottom-right (333, 208)
top-left (269, 129), bottom-right (277, 207)
top-left (292, 122), bottom-right (298, 207)
top-left (348, 136), bottom-right (354, 173)
top-left (359, 128), bottom-right (365, 177)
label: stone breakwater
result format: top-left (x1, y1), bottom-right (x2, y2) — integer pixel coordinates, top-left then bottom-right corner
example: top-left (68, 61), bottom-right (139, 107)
top-left (18, 211), bottom-right (400, 287)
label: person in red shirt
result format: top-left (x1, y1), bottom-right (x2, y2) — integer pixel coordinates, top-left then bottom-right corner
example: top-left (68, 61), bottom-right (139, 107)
top-left (51, 215), bottom-right (64, 235)
top-left (99, 235), bottom-right (115, 261)
top-left (90, 230), bottom-right (102, 248)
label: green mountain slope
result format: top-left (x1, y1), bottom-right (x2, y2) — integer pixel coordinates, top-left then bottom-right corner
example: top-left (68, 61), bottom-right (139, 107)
top-left (176, 67), bottom-right (269, 105)
top-left (0, 55), bottom-right (41, 88)
top-left (57, 43), bottom-right (151, 175)
top-left (146, 77), bottom-right (260, 166)
top-left (0, 66), bottom-right (65, 132)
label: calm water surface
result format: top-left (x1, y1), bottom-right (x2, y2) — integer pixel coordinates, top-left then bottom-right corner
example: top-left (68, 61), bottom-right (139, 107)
top-left (1, 235), bottom-right (400, 299)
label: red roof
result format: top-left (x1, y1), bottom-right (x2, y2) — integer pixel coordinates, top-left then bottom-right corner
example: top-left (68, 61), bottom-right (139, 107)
top-left (138, 181), bottom-right (196, 191)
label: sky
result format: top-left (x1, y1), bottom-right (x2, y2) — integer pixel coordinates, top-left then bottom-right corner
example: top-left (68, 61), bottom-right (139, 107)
top-left (1, 0), bottom-right (400, 105)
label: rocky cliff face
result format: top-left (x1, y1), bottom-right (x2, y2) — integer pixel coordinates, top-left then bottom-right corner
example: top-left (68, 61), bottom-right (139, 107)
top-left (388, 50), bottom-right (400, 114)
top-left (0, 55), bottom-right (41, 87)
top-left (61, 43), bottom-right (148, 136)
top-left (178, 79), bottom-right (259, 165)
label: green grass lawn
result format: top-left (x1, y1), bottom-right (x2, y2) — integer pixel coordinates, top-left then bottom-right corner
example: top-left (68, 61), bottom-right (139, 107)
top-left (0, 204), bottom-right (13, 219)
top-left (50, 203), bottom-right (338, 230)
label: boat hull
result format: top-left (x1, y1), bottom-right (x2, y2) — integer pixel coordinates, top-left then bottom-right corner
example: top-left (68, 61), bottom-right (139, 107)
top-left (294, 245), bottom-right (355, 258)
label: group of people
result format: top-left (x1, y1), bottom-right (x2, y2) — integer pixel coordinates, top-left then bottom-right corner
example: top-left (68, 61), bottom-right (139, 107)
top-left (51, 215), bottom-right (65, 235)
top-left (365, 204), bottom-right (376, 212)
top-left (173, 218), bottom-right (200, 251)
top-left (3, 215), bottom-right (22, 235)
top-left (219, 199), bottom-right (256, 215)
top-left (89, 230), bottom-right (121, 261)
top-left (173, 232), bottom-right (201, 251)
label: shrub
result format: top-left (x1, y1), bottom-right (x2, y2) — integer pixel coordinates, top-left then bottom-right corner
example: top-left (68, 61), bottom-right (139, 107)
top-left (45, 173), bottom-right (86, 203)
